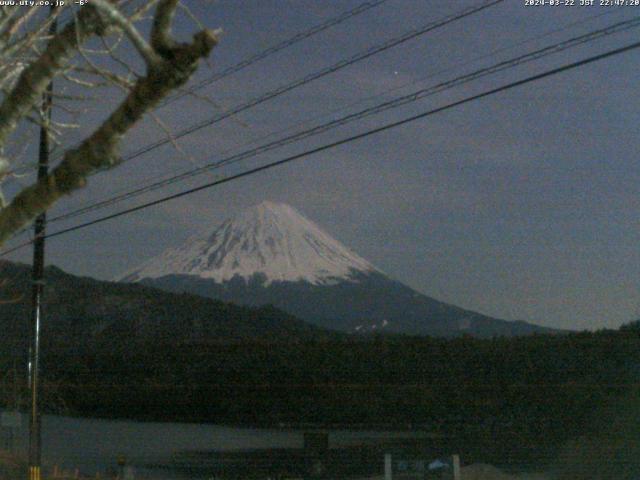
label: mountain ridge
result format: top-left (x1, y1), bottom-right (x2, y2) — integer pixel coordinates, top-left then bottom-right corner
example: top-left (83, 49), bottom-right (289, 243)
top-left (124, 201), bottom-right (557, 337)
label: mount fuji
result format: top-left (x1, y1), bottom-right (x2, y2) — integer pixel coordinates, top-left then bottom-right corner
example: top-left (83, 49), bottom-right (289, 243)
top-left (121, 201), bottom-right (554, 337)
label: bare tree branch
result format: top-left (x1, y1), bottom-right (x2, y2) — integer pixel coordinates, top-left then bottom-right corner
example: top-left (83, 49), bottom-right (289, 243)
top-left (0, 6), bottom-right (108, 147)
top-left (0, 3), bottom-right (219, 245)
top-left (91, 0), bottom-right (161, 65)
top-left (151, 0), bottom-right (179, 54)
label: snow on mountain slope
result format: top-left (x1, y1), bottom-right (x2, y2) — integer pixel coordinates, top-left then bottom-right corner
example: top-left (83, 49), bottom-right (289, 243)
top-left (121, 201), bottom-right (379, 286)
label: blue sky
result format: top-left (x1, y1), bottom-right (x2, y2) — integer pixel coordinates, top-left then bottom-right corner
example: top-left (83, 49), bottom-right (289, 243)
top-left (4, 0), bottom-right (640, 330)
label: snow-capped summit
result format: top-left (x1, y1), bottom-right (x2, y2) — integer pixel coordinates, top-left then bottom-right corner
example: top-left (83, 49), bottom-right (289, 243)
top-left (120, 201), bottom-right (555, 337)
top-left (122, 201), bottom-right (378, 285)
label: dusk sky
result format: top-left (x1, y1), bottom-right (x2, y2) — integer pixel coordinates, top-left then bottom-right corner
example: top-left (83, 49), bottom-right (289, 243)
top-left (3, 0), bottom-right (640, 331)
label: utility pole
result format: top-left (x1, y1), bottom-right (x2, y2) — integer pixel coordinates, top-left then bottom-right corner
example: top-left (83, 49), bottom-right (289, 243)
top-left (28, 8), bottom-right (56, 480)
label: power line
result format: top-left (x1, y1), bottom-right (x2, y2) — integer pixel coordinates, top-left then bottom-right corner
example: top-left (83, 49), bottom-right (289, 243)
top-left (1, 0), bottom-right (505, 243)
top-left (50, 7), bottom-right (628, 223)
top-left (46, 0), bottom-right (515, 223)
top-left (44, 0), bottom-right (392, 169)
top-left (40, 6), bottom-right (629, 223)
top-left (162, 0), bottom-right (391, 106)
top-left (48, 15), bottom-right (640, 224)
top-left (110, 0), bottom-right (504, 166)
top-left (3, 37), bottom-right (638, 256)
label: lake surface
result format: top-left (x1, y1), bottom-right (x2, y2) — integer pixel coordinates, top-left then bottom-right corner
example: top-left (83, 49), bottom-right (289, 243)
top-left (3, 410), bottom-right (302, 477)
top-left (1, 411), bottom-right (426, 478)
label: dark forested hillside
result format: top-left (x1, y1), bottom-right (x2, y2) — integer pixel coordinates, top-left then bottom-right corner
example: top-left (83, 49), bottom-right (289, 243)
top-left (1, 260), bottom-right (639, 469)
top-left (0, 260), bottom-right (338, 359)
top-left (2, 326), bottom-right (637, 469)
top-left (45, 329), bottom-right (637, 427)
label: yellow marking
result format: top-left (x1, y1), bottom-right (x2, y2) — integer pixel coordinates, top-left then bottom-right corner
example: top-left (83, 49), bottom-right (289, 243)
top-left (29, 466), bottom-right (41, 480)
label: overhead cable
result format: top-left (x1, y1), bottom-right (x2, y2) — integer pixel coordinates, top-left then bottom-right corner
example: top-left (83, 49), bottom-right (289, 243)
top-left (49, 15), bottom-right (640, 224)
top-left (2, 37), bottom-right (638, 256)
